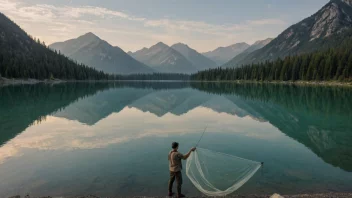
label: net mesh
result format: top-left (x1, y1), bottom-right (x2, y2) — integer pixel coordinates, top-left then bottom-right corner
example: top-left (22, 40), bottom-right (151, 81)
top-left (186, 148), bottom-right (261, 196)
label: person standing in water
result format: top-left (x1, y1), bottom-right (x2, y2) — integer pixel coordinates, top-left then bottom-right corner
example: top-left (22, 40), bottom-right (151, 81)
top-left (168, 142), bottom-right (196, 197)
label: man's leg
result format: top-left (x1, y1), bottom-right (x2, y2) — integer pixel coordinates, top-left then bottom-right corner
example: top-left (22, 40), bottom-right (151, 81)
top-left (168, 171), bottom-right (176, 194)
top-left (175, 171), bottom-right (183, 196)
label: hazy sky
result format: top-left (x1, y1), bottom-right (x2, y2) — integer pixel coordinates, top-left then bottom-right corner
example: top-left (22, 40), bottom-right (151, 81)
top-left (0, 0), bottom-right (328, 52)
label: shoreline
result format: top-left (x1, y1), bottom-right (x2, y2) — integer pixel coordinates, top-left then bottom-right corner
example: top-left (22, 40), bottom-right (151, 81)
top-left (0, 77), bottom-right (65, 86)
top-left (7, 192), bottom-right (352, 198)
top-left (1, 77), bottom-right (351, 87)
top-left (190, 80), bottom-right (352, 87)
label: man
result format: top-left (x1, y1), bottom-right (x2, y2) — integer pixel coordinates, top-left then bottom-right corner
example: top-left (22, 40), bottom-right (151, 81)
top-left (168, 142), bottom-right (196, 197)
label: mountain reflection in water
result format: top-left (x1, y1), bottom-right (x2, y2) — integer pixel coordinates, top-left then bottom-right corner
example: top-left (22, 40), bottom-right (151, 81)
top-left (0, 82), bottom-right (351, 197)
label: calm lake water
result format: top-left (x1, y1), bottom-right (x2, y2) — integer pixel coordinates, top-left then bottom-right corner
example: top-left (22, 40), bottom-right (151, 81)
top-left (0, 82), bottom-right (351, 197)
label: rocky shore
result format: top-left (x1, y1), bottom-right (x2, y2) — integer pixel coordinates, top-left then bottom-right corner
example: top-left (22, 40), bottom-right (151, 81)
top-left (8, 193), bottom-right (352, 198)
top-left (1, 77), bottom-right (352, 87)
top-left (0, 77), bottom-right (65, 86)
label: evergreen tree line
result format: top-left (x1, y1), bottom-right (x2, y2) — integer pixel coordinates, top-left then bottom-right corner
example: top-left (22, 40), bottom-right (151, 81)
top-left (191, 35), bottom-right (352, 82)
top-left (113, 73), bottom-right (190, 81)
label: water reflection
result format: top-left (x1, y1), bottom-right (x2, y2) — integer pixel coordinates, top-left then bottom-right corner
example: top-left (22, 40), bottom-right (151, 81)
top-left (192, 82), bottom-right (352, 171)
top-left (0, 82), bottom-right (351, 197)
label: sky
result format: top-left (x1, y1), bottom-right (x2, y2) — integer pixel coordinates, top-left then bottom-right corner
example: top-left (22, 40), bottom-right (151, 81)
top-left (0, 0), bottom-right (328, 52)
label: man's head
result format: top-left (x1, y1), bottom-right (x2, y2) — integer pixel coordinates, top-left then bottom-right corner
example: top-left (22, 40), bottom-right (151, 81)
top-left (172, 142), bottom-right (179, 150)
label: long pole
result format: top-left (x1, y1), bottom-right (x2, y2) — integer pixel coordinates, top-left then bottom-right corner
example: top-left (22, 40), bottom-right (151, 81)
top-left (195, 126), bottom-right (208, 147)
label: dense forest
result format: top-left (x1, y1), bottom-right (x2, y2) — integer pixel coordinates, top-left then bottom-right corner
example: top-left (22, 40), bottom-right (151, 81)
top-left (0, 13), bottom-right (111, 80)
top-left (191, 30), bottom-right (352, 82)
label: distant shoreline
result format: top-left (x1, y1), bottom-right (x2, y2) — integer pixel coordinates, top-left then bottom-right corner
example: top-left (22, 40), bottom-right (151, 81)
top-left (190, 80), bottom-right (352, 87)
top-left (0, 77), bottom-right (65, 86)
top-left (1, 77), bottom-right (351, 87)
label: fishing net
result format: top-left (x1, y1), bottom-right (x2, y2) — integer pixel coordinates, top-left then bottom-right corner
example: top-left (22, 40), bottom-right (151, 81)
top-left (186, 148), bottom-right (262, 196)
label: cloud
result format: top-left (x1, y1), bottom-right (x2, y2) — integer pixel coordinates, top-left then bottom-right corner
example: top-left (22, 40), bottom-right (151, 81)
top-left (144, 19), bottom-right (251, 36)
top-left (63, 6), bottom-right (146, 21)
top-left (247, 19), bottom-right (286, 26)
top-left (0, 0), bottom-right (287, 51)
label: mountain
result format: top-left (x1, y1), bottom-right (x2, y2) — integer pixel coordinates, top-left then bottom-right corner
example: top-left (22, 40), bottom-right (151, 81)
top-left (0, 13), bottom-right (109, 80)
top-left (49, 33), bottom-right (154, 75)
top-left (202, 42), bottom-right (250, 65)
top-left (171, 43), bottom-right (217, 70)
top-left (234, 0), bottom-right (352, 66)
top-left (223, 38), bottom-right (273, 68)
top-left (129, 42), bottom-right (197, 74)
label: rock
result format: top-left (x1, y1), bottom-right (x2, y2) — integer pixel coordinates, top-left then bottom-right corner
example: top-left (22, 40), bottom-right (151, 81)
top-left (271, 194), bottom-right (284, 198)
top-left (8, 196), bottom-right (20, 198)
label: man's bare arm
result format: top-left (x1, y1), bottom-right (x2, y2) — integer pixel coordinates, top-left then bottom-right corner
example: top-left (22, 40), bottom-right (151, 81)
top-left (182, 147), bottom-right (196, 160)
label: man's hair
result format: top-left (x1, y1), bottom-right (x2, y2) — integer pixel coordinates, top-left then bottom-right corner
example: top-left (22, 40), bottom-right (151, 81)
top-left (172, 142), bottom-right (179, 149)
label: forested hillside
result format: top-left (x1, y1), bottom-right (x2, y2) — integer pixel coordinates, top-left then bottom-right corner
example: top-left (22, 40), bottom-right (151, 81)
top-left (0, 13), bottom-right (110, 80)
top-left (191, 29), bottom-right (352, 82)
top-left (228, 0), bottom-right (352, 67)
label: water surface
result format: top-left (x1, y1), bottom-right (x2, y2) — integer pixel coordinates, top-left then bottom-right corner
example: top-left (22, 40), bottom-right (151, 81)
top-left (0, 82), bottom-right (351, 197)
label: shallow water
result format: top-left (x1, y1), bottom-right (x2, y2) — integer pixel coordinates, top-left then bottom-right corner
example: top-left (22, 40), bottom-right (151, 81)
top-left (0, 82), bottom-right (351, 197)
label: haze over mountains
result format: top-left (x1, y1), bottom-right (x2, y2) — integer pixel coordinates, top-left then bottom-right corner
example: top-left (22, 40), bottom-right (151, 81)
top-left (171, 43), bottom-right (217, 70)
top-left (223, 38), bottom-right (273, 68)
top-left (224, 0), bottom-right (352, 68)
top-left (49, 33), bottom-right (154, 75)
top-left (202, 42), bottom-right (250, 65)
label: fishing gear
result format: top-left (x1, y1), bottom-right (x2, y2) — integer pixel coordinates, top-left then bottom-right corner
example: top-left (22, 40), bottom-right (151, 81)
top-left (195, 126), bottom-right (207, 147)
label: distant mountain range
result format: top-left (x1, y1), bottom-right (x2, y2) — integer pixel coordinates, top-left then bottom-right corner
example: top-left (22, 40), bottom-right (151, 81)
top-left (49, 33), bottom-right (154, 75)
top-left (171, 43), bottom-right (217, 70)
top-left (202, 42), bottom-right (250, 65)
top-left (3, 0), bottom-right (352, 77)
top-left (128, 42), bottom-right (198, 74)
top-left (223, 38), bottom-right (273, 68)
top-left (225, 0), bottom-right (352, 67)
top-left (48, 0), bottom-right (352, 74)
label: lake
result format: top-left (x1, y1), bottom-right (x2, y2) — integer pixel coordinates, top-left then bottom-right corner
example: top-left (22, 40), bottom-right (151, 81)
top-left (0, 82), bottom-right (351, 197)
